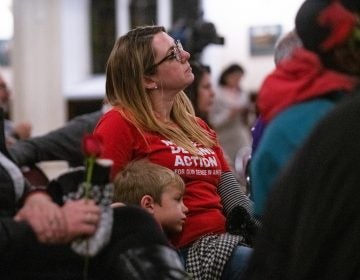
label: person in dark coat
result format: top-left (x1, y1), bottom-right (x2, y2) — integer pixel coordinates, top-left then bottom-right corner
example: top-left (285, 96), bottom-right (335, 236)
top-left (243, 88), bottom-right (360, 280)
top-left (0, 109), bottom-right (187, 280)
top-left (250, 0), bottom-right (360, 217)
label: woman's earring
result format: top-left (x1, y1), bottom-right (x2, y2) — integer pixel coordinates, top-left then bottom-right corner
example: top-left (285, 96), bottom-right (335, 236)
top-left (154, 85), bottom-right (158, 89)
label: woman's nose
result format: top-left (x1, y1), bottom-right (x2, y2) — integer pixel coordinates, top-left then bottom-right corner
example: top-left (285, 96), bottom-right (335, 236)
top-left (181, 50), bottom-right (191, 62)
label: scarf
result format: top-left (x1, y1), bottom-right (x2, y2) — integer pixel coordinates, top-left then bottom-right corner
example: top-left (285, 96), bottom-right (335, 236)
top-left (258, 48), bottom-right (356, 123)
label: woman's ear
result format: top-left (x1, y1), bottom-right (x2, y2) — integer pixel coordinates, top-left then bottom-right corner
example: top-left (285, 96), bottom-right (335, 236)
top-left (143, 76), bottom-right (158, 90)
top-left (140, 195), bottom-right (156, 214)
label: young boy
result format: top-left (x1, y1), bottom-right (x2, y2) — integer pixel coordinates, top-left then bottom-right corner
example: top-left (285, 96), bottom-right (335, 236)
top-left (113, 159), bottom-right (188, 237)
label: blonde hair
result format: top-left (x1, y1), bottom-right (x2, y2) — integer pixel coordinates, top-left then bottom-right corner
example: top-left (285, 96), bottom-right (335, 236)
top-left (105, 25), bottom-right (216, 155)
top-left (113, 159), bottom-right (185, 205)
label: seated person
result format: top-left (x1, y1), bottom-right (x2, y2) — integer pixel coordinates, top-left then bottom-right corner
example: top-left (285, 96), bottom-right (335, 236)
top-left (112, 159), bottom-right (188, 238)
top-left (112, 159), bottom-right (253, 279)
top-left (0, 110), bottom-right (186, 279)
top-left (250, 0), bottom-right (360, 217)
top-left (243, 83), bottom-right (360, 280)
top-left (95, 25), bottom-right (257, 280)
top-left (184, 62), bottom-right (215, 126)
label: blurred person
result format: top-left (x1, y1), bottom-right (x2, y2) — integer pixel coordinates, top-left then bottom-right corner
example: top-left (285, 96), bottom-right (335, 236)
top-left (94, 25), bottom-right (257, 280)
top-left (244, 30), bottom-right (303, 194)
top-left (252, 30), bottom-right (303, 155)
top-left (251, 30), bottom-right (302, 155)
top-left (184, 61), bottom-right (215, 125)
top-left (209, 63), bottom-right (251, 167)
top-left (250, 0), bottom-right (360, 217)
top-left (0, 73), bottom-right (32, 147)
top-left (243, 85), bottom-right (360, 280)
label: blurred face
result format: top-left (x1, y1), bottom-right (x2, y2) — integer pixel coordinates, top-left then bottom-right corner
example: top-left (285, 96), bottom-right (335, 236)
top-left (151, 32), bottom-right (194, 93)
top-left (153, 185), bottom-right (188, 235)
top-left (225, 71), bottom-right (243, 88)
top-left (197, 72), bottom-right (215, 114)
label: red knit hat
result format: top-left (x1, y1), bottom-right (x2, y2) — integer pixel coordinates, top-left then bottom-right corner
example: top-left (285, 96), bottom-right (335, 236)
top-left (295, 0), bottom-right (358, 54)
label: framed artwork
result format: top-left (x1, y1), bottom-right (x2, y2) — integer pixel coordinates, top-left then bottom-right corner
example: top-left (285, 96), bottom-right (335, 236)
top-left (249, 25), bottom-right (282, 56)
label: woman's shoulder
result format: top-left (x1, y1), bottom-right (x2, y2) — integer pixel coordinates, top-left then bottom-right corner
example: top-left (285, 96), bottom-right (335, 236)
top-left (195, 117), bottom-right (210, 129)
top-left (95, 108), bottom-right (135, 133)
top-left (97, 108), bottom-right (128, 125)
top-left (195, 117), bottom-right (217, 138)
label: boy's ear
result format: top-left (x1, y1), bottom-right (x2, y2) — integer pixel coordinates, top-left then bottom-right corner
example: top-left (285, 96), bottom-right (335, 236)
top-left (143, 76), bottom-right (158, 90)
top-left (140, 195), bottom-right (155, 214)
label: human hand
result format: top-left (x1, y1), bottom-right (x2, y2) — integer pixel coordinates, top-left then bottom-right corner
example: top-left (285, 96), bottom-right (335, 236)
top-left (111, 202), bottom-right (126, 208)
top-left (13, 122), bottom-right (32, 139)
top-left (61, 199), bottom-right (101, 243)
top-left (14, 192), bottom-right (68, 243)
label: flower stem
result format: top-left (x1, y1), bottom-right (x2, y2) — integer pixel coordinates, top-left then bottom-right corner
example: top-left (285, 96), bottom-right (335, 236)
top-left (83, 156), bottom-right (95, 280)
top-left (84, 157), bottom-right (95, 199)
top-left (83, 253), bottom-right (89, 280)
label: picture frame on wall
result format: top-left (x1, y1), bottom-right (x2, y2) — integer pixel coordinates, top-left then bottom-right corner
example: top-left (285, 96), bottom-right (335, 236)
top-left (249, 25), bottom-right (282, 56)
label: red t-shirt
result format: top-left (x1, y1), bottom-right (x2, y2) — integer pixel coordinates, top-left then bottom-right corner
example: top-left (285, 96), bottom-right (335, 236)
top-left (94, 109), bottom-right (231, 248)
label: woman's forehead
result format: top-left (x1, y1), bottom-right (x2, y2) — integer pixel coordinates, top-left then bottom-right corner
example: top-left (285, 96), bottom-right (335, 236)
top-left (152, 32), bottom-right (174, 54)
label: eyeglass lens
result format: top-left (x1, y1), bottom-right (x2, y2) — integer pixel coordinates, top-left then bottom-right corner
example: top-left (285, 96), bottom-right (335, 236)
top-left (174, 40), bottom-right (183, 62)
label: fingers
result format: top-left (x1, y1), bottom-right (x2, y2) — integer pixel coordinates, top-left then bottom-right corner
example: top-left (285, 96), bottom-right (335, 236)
top-left (15, 193), bottom-right (69, 244)
top-left (17, 207), bottom-right (67, 244)
top-left (84, 212), bottom-right (99, 224)
top-left (16, 194), bottom-right (102, 244)
top-left (76, 221), bottom-right (98, 236)
top-left (61, 199), bottom-right (101, 242)
top-left (42, 210), bottom-right (67, 243)
top-left (111, 202), bottom-right (126, 208)
top-left (35, 200), bottom-right (100, 244)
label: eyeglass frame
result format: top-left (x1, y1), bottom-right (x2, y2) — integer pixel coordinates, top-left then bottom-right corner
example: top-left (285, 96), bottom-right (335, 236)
top-left (148, 40), bottom-right (184, 72)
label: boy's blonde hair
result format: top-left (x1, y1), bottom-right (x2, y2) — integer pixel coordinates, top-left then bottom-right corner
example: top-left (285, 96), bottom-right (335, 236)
top-left (113, 159), bottom-right (185, 205)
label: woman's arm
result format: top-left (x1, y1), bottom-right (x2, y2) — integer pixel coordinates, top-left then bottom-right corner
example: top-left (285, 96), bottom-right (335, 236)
top-left (218, 171), bottom-right (261, 230)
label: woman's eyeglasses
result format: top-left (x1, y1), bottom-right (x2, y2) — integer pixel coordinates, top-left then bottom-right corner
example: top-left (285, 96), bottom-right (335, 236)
top-left (152, 40), bottom-right (184, 68)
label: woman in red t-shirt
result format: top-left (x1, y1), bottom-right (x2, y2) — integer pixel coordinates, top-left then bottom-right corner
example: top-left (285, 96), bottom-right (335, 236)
top-left (94, 25), bottom-right (257, 280)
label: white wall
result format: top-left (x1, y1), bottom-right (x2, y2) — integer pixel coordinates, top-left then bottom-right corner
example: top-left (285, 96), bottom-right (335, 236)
top-left (12, 0), bottom-right (65, 135)
top-left (201, 0), bottom-right (304, 92)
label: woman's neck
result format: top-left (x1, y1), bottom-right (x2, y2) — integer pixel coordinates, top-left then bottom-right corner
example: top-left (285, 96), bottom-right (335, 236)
top-left (150, 90), bottom-right (176, 123)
